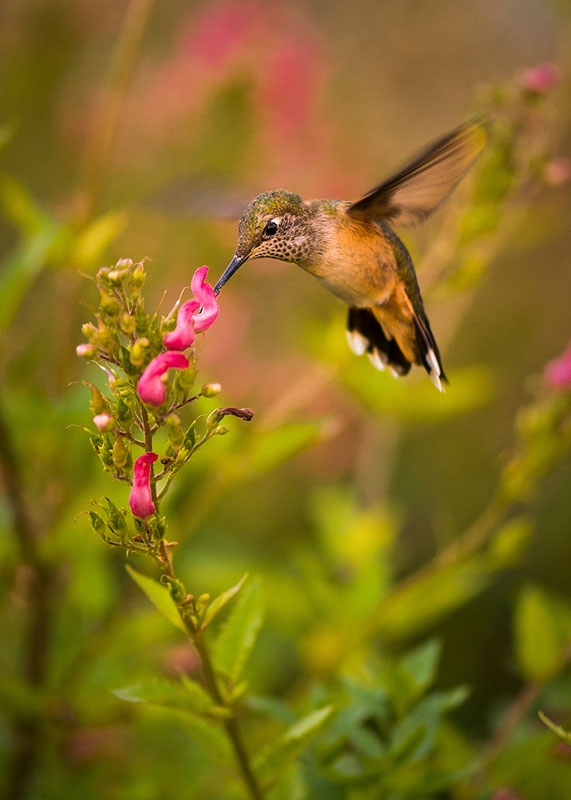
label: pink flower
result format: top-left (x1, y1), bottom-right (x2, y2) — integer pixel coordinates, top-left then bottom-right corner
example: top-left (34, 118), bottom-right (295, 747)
top-left (164, 299), bottom-right (200, 350)
top-left (137, 351), bottom-right (190, 406)
top-left (545, 342), bottom-right (571, 390)
top-left (521, 62), bottom-right (560, 94)
top-left (129, 452), bottom-right (157, 518)
top-left (544, 157), bottom-right (571, 186)
top-left (190, 266), bottom-right (219, 331)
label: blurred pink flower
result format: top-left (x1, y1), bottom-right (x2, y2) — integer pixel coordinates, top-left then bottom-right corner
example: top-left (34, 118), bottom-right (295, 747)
top-left (521, 62), bottom-right (560, 94)
top-left (190, 1), bottom-right (258, 70)
top-left (164, 299), bottom-right (200, 350)
top-left (129, 452), bottom-right (157, 519)
top-left (258, 39), bottom-right (323, 139)
top-left (544, 157), bottom-right (571, 186)
top-left (545, 342), bottom-right (571, 389)
top-left (137, 351), bottom-right (190, 406)
top-left (190, 266), bottom-right (219, 331)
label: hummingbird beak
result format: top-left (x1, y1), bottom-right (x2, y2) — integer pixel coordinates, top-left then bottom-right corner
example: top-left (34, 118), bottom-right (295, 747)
top-left (213, 254), bottom-right (248, 295)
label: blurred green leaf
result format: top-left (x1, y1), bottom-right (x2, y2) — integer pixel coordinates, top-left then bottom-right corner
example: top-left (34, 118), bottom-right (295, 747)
top-left (341, 361), bottom-right (495, 423)
top-left (367, 557), bottom-right (493, 643)
top-left (71, 211), bottom-right (127, 267)
top-left (514, 585), bottom-right (565, 681)
top-left (201, 573), bottom-right (248, 630)
top-left (390, 688), bottom-right (468, 763)
top-left (213, 577), bottom-right (264, 684)
top-left (126, 565), bottom-right (187, 634)
top-left (255, 705), bottom-right (333, 788)
top-left (0, 174), bottom-right (47, 234)
top-left (538, 711), bottom-right (571, 745)
top-left (229, 420), bottom-right (335, 478)
top-left (401, 639), bottom-right (442, 696)
top-left (169, 707), bottom-right (234, 767)
top-left (0, 217), bottom-right (67, 333)
top-left (114, 677), bottom-right (216, 716)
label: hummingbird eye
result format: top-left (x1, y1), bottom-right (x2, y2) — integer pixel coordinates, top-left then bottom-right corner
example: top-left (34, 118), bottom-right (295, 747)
top-left (262, 220), bottom-right (279, 238)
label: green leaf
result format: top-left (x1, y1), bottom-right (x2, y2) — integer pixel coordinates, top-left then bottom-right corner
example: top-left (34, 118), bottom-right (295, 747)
top-left (254, 706), bottom-right (333, 788)
top-left (213, 578), bottom-right (264, 683)
top-left (340, 359), bottom-right (494, 423)
top-left (125, 565), bottom-right (187, 634)
top-left (514, 585), bottom-right (563, 681)
top-left (201, 573), bottom-right (248, 630)
top-left (173, 708), bottom-right (234, 766)
top-left (114, 677), bottom-right (214, 716)
top-left (390, 688), bottom-right (468, 763)
top-left (368, 558), bottom-right (492, 643)
top-left (223, 421), bottom-right (334, 480)
top-left (0, 219), bottom-right (66, 333)
top-left (71, 211), bottom-right (127, 267)
top-left (538, 711), bottom-right (571, 745)
top-left (401, 638), bottom-right (442, 695)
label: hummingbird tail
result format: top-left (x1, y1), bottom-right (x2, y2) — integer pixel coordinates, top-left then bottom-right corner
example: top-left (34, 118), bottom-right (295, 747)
top-left (346, 306), bottom-right (447, 391)
top-left (347, 307), bottom-right (412, 377)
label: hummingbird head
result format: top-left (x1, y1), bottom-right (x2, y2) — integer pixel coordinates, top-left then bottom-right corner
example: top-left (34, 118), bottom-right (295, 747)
top-left (214, 190), bottom-right (313, 294)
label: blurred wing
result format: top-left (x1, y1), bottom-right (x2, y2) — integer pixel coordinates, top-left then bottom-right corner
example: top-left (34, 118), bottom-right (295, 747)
top-left (347, 119), bottom-right (487, 226)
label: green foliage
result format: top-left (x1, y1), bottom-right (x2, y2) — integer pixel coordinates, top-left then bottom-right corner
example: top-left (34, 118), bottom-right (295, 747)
top-left (125, 565), bottom-right (188, 634)
top-left (1, 8), bottom-right (571, 800)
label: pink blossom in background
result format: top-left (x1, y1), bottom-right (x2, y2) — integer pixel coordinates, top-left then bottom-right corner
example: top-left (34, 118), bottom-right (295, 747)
top-left (164, 299), bottom-right (200, 350)
top-left (544, 157), bottom-right (571, 186)
top-left (190, 266), bottom-right (219, 331)
top-left (520, 62), bottom-right (560, 94)
top-left (189, 1), bottom-right (259, 71)
top-left (129, 452), bottom-right (158, 519)
top-left (258, 40), bottom-right (323, 139)
top-left (545, 342), bottom-right (571, 390)
top-left (137, 351), bottom-right (190, 406)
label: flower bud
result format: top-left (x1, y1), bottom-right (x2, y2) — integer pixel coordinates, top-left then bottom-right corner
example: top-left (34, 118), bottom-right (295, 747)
top-left (112, 436), bottom-right (129, 468)
top-left (206, 408), bottom-right (225, 428)
top-left (93, 413), bottom-right (114, 432)
top-left (129, 338), bottom-right (150, 367)
top-left (76, 343), bottom-right (96, 359)
top-left (166, 414), bottom-right (185, 447)
top-left (120, 313), bottom-right (136, 335)
top-left (202, 382), bottom-right (222, 398)
top-left (99, 291), bottom-right (121, 318)
top-left (129, 262), bottom-right (146, 289)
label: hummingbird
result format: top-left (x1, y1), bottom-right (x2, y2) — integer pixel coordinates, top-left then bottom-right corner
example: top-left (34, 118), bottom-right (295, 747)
top-left (213, 120), bottom-right (486, 391)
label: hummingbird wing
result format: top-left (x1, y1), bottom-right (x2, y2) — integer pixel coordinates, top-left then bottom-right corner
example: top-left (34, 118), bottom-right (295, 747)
top-left (347, 120), bottom-right (487, 226)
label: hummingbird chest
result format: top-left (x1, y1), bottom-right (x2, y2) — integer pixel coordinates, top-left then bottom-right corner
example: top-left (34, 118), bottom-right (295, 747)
top-left (302, 216), bottom-right (404, 308)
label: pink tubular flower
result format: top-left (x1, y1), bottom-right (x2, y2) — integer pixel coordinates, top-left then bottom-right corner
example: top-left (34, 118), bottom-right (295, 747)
top-left (545, 342), bottom-right (571, 390)
top-left (129, 452), bottom-right (158, 518)
top-left (137, 351), bottom-right (190, 406)
top-left (164, 299), bottom-right (200, 350)
top-left (521, 62), bottom-right (560, 94)
top-left (190, 266), bottom-right (219, 331)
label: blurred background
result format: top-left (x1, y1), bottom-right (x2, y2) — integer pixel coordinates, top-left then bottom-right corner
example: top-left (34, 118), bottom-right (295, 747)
top-left (1, 0), bottom-right (571, 798)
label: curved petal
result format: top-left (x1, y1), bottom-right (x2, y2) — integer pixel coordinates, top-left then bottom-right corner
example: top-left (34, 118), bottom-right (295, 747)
top-left (137, 351), bottom-right (190, 406)
top-left (191, 266), bottom-right (219, 331)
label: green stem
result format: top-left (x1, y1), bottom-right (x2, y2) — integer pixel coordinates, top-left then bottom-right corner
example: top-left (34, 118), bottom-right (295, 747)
top-left (189, 624), bottom-right (264, 800)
